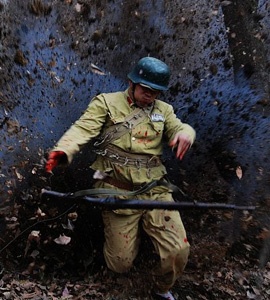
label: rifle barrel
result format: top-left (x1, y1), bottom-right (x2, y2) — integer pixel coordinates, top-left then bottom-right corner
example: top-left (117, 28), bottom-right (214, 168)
top-left (41, 189), bottom-right (256, 211)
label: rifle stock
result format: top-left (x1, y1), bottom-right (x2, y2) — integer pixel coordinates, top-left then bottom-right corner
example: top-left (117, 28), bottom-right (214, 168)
top-left (41, 189), bottom-right (256, 211)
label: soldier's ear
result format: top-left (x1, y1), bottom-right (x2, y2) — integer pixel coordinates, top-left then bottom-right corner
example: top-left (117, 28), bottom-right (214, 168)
top-left (128, 80), bottom-right (133, 88)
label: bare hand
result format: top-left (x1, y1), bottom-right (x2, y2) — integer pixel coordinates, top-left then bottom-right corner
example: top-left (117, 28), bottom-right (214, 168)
top-left (169, 133), bottom-right (192, 160)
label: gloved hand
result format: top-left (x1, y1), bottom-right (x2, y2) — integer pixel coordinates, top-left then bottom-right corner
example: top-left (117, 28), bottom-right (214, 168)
top-left (169, 133), bottom-right (192, 160)
top-left (45, 151), bottom-right (67, 173)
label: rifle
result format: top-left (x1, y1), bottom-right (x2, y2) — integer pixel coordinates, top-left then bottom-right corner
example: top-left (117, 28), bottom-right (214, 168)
top-left (41, 189), bottom-right (256, 211)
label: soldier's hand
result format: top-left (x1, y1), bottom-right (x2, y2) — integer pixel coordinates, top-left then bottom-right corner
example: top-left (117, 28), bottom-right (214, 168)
top-left (169, 133), bottom-right (192, 160)
top-left (45, 151), bottom-right (67, 173)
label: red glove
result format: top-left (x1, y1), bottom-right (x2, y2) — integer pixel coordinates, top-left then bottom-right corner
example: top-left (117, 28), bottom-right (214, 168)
top-left (45, 151), bottom-right (67, 173)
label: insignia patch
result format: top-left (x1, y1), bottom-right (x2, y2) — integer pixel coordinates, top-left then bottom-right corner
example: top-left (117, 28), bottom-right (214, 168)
top-left (151, 113), bottom-right (165, 122)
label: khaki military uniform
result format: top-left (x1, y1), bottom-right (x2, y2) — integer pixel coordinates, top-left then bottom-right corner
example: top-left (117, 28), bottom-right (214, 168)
top-left (53, 89), bottom-right (196, 293)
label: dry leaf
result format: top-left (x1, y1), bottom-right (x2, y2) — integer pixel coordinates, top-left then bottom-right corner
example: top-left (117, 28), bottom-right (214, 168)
top-left (28, 230), bottom-right (40, 243)
top-left (62, 286), bottom-right (70, 298)
top-left (90, 63), bottom-right (106, 75)
top-left (54, 234), bottom-right (71, 245)
top-left (68, 211), bottom-right (78, 221)
top-left (30, 250), bottom-right (40, 258)
top-left (25, 231), bottom-right (40, 257)
top-left (74, 3), bottom-right (82, 13)
top-left (6, 119), bottom-right (20, 134)
top-left (36, 207), bottom-right (46, 217)
top-left (14, 168), bottom-right (24, 180)
top-left (220, 1), bottom-right (232, 6)
top-left (62, 219), bottom-right (74, 231)
top-left (256, 229), bottom-right (270, 240)
top-left (236, 166), bottom-right (242, 179)
top-left (247, 290), bottom-right (257, 299)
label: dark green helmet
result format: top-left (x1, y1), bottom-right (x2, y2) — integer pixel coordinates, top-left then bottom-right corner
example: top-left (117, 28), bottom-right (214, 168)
top-left (128, 57), bottom-right (170, 91)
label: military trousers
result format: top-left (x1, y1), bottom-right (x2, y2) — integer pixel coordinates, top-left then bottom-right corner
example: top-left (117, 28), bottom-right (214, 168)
top-left (101, 187), bottom-right (190, 293)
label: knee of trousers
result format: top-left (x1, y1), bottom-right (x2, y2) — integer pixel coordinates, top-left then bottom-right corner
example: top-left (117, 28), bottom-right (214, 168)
top-left (104, 251), bottom-right (134, 274)
top-left (177, 243), bottom-right (190, 268)
top-left (168, 242), bottom-right (190, 265)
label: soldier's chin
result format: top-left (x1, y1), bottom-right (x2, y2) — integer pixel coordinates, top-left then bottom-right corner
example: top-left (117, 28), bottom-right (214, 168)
top-left (135, 101), bottom-right (151, 108)
top-left (135, 102), bottom-right (146, 108)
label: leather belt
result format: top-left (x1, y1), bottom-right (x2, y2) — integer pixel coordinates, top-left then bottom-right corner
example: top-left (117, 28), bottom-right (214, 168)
top-left (95, 144), bottom-right (162, 168)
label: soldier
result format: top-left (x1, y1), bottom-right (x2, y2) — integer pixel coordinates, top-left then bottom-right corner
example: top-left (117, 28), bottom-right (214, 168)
top-left (45, 57), bottom-right (196, 300)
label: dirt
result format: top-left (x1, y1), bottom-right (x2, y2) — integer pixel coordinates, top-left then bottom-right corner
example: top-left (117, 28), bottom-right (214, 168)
top-left (0, 0), bottom-right (270, 299)
top-left (1, 198), bottom-right (269, 299)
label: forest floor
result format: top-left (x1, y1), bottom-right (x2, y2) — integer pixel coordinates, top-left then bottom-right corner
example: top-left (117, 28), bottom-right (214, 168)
top-left (1, 174), bottom-right (270, 300)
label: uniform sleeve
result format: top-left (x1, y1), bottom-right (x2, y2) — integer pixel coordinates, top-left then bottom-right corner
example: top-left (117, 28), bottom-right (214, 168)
top-left (53, 95), bottom-right (108, 163)
top-left (164, 104), bottom-right (196, 144)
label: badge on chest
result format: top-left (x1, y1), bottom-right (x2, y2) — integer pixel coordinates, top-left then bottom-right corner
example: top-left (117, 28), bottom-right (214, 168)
top-left (151, 113), bottom-right (165, 122)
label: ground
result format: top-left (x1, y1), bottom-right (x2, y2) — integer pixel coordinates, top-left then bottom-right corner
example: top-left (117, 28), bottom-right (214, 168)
top-left (1, 168), bottom-right (269, 299)
top-left (0, 0), bottom-right (270, 299)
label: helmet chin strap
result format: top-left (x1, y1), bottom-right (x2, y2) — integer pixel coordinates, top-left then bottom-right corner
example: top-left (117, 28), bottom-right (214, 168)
top-left (132, 83), bottom-right (136, 97)
top-left (130, 83), bottom-right (139, 106)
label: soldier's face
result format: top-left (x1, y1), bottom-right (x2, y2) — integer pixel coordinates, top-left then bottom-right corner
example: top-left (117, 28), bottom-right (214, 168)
top-left (133, 84), bottom-right (160, 108)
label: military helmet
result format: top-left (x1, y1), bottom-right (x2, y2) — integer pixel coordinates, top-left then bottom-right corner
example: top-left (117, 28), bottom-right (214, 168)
top-left (128, 57), bottom-right (170, 91)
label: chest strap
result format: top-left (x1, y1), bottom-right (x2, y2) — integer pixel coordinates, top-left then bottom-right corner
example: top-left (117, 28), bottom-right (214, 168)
top-left (94, 105), bottom-right (152, 149)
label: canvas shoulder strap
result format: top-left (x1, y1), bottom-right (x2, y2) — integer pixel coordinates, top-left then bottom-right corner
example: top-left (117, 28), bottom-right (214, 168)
top-left (94, 105), bottom-right (152, 149)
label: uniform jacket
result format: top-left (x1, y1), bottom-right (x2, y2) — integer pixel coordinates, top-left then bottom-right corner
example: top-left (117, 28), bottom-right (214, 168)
top-left (53, 89), bottom-right (196, 185)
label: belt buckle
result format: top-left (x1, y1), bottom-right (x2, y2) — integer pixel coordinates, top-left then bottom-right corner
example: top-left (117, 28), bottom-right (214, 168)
top-left (148, 155), bottom-right (159, 167)
top-left (135, 159), bottom-right (142, 169)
